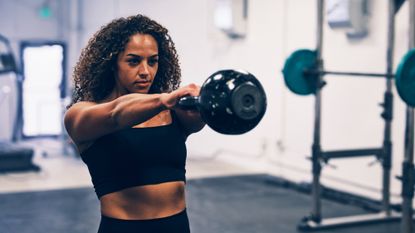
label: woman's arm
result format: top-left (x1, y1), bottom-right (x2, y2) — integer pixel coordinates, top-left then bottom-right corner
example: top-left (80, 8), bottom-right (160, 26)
top-left (173, 109), bottom-right (205, 135)
top-left (172, 83), bottom-right (206, 135)
top-left (64, 88), bottom-right (192, 144)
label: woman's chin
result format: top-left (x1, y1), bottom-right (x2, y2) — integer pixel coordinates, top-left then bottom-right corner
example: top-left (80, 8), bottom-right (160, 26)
top-left (132, 88), bottom-right (150, 94)
top-left (132, 83), bottom-right (152, 94)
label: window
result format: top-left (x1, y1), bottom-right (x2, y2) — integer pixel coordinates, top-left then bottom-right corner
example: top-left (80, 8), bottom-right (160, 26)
top-left (20, 42), bottom-right (66, 137)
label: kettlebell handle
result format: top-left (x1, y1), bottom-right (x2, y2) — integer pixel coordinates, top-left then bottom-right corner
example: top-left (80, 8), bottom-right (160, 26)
top-left (177, 96), bottom-right (199, 110)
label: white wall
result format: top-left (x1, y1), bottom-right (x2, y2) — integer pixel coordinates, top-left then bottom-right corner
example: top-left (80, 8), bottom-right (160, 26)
top-left (0, 0), bottom-right (413, 204)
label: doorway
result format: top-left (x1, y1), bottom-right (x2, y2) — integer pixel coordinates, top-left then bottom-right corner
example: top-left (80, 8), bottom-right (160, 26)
top-left (20, 41), bottom-right (66, 138)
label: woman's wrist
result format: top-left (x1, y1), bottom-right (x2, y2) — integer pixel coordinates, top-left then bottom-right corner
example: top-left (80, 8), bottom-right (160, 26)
top-left (159, 93), bottom-right (173, 110)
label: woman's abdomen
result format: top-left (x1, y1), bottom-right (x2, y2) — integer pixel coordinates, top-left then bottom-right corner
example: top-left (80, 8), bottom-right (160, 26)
top-left (99, 181), bottom-right (186, 220)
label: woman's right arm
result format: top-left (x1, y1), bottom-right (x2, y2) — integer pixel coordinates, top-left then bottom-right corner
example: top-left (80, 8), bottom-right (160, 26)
top-left (64, 89), bottom-right (189, 144)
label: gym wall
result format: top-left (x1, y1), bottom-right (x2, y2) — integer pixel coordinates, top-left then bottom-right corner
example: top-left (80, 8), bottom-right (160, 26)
top-left (0, 0), bottom-right (71, 140)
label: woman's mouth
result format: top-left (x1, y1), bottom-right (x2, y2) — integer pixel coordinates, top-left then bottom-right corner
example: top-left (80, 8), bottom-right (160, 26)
top-left (134, 80), bottom-right (151, 88)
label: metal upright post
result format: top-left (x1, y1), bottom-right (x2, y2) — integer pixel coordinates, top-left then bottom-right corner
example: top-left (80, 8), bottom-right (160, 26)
top-left (310, 0), bottom-right (325, 223)
top-left (401, 1), bottom-right (415, 232)
top-left (381, 0), bottom-right (396, 216)
top-left (401, 109), bottom-right (415, 233)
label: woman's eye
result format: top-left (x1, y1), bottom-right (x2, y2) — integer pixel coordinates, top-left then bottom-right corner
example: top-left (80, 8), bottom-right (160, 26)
top-left (148, 59), bottom-right (158, 66)
top-left (127, 59), bottom-right (140, 65)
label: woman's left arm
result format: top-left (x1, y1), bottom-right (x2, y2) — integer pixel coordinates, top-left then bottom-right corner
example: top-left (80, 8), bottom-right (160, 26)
top-left (174, 108), bottom-right (205, 135)
top-left (173, 84), bottom-right (206, 135)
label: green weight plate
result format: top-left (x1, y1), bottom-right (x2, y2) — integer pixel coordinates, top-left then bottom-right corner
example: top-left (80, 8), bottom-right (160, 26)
top-left (396, 49), bottom-right (415, 107)
top-left (282, 49), bottom-right (318, 95)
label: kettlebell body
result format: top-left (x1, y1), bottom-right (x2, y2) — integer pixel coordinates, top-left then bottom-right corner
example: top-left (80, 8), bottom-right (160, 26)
top-left (197, 70), bottom-right (267, 135)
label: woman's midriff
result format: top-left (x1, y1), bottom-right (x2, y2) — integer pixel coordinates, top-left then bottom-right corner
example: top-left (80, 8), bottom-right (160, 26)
top-left (99, 181), bottom-right (186, 220)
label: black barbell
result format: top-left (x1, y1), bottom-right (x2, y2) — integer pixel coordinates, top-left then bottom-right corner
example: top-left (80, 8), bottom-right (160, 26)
top-left (177, 69), bottom-right (267, 135)
top-left (282, 49), bottom-right (415, 107)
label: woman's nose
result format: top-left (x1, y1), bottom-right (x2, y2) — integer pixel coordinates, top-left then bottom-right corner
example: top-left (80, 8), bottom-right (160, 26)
top-left (138, 61), bottom-right (150, 75)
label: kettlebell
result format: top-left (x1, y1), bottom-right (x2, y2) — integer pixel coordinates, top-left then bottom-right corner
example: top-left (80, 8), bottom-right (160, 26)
top-left (178, 69), bottom-right (267, 135)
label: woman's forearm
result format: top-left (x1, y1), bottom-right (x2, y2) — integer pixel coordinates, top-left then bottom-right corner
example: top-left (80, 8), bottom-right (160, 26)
top-left (111, 93), bottom-right (167, 129)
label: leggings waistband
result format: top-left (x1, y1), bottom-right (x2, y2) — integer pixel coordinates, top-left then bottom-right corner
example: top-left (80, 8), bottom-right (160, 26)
top-left (98, 209), bottom-right (190, 233)
top-left (100, 209), bottom-right (188, 222)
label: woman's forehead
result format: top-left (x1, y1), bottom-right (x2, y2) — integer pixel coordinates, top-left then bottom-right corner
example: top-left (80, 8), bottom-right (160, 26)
top-left (116, 34), bottom-right (158, 59)
top-left (125, 33), bottom-right (158, 51)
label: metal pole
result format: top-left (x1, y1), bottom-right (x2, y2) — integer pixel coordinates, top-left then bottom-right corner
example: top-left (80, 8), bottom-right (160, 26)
top-left (401, 110), bottom-right (415, 233)
top-left (306, 70), bottom-right (395, 78)
top-left (381, 0), bottom-right (395, 216)
top-left (401, 1), bottom-right (415, 232)
top-left (311, 0), bottom-right (324, 222)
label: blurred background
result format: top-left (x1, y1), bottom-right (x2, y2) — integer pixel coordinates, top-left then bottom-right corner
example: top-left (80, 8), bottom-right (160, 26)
top-left (0, 0), bottom-right (413, 233)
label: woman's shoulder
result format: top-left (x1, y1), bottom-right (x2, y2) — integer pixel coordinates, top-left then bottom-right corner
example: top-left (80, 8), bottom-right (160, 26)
top-left (64, 101), bottom-right (101, 153)
top-left (65, 101), bottom-right (95, 120)
top-left (64, 101), bottom-right (97, 128)
top-left (70, 101), bottom-right (98, 108)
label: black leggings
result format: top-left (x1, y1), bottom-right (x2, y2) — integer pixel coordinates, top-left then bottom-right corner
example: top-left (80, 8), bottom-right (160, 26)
top-left (97, 209), bottom-right (190, 233)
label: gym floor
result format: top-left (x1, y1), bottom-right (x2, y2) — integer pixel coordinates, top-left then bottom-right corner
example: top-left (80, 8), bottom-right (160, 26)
top-left (0, 139), bottom-right (403, 233)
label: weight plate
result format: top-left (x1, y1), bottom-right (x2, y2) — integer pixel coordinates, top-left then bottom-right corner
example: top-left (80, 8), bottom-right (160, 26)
top-left (282, 49), bottom-right (318, 95)
top-left (396, 49), bottom-right (415, 107)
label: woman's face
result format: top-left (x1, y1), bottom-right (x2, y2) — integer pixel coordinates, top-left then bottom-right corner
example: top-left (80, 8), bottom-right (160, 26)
top-left (115, 33), bottom-right (159, 94)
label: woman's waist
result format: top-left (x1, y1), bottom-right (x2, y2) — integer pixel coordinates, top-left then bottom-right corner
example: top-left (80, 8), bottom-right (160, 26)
top-left (99, 181), bottom-right (186, 220)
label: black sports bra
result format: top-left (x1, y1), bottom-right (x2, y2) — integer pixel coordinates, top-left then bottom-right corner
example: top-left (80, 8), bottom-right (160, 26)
top-left (80, 112), bottom-right (187, 199)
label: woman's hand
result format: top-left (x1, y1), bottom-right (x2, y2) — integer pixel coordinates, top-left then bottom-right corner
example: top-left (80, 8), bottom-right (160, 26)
top-left (160, 84), bottom-right (201, 109)
top-left (162, 83), bottom-right (205, 135)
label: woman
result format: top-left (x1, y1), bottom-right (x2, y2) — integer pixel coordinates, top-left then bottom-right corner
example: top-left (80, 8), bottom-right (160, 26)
top-left (64, 14), bottom-right (205, 233)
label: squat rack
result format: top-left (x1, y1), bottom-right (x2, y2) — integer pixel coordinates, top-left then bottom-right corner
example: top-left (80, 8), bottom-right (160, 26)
top-left (298, 0), bottom-right (405, 230)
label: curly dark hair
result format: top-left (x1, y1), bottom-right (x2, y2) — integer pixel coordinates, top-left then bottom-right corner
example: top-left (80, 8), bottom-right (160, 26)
top-left (69, 14), bottom-right (181, 107)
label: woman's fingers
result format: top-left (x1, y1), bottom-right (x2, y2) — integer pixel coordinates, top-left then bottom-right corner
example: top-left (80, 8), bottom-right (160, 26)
top-left (160, 84), bottom-right (201, 109)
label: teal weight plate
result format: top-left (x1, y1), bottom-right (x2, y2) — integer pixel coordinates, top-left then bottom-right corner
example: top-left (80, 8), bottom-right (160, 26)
top-left (282, 49), bottom-right (318, 95)
top-left (396, 49), bottom-right (415, 107)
